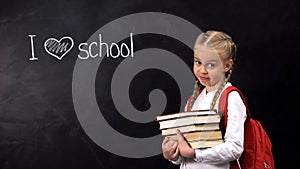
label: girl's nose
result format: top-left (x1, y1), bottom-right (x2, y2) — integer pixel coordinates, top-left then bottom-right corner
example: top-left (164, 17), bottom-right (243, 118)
top-left (199, 64), bottom-right (208, 74)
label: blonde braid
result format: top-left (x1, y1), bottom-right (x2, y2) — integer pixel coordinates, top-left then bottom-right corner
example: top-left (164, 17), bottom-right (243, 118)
top-left (189, 80), bottom-right (202, 111)
top-left (210, 70), bottom-right (233, 110)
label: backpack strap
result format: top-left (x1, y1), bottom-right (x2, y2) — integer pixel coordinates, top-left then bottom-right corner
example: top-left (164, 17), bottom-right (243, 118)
top-left (186, 89), bottom-right (203, 111)
top-left (219, 86), bottom-right (251, 128)
top-left (218, 86), bottom-right (250, 169)
top-left (186, 95), bottom-right (193, 112)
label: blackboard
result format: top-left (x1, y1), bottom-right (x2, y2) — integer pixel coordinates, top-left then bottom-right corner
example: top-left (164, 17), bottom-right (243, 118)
top-left (0, 0), bottom-right (297, 168)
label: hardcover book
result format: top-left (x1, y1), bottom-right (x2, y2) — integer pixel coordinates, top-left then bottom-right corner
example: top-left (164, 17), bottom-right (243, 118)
top-left (157, 112), bottom-right (221, 129)
top-left (188, 139), bottom-right (224, 149)
top-left (161, 123), bottom-right (220, 136)
top-left (166, 130), bottom-right (223, 142)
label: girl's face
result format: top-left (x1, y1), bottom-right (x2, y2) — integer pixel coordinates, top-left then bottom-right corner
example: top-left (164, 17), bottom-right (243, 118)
top-left (193, 46), bottom-right (230, 92)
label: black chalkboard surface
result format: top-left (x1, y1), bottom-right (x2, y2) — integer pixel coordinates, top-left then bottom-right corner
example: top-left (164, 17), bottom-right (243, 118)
top-left (0, 0), bottom-right (297, 168)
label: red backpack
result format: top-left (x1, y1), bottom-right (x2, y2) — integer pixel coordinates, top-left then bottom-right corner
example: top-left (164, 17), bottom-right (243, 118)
top-left (186, 86), bottom-right (275, 169)
top-left (219, 86), bottom-right (275, 169)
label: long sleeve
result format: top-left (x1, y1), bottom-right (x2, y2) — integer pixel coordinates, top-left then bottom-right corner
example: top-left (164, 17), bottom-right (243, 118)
top-left (194, 90), bottom-right (247, 164)
top-left (169, 155), bottom-right (183, 165)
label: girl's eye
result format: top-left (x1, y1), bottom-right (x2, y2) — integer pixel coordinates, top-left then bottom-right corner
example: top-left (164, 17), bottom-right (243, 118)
top-left (205, 63), bottom-right (216, 69)
top-left (195, 60), bottom-right (201, 65)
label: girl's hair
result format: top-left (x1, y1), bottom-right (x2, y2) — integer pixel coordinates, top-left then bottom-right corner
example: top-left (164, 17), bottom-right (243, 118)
top-left (189, 30), bottom-right (237, 110)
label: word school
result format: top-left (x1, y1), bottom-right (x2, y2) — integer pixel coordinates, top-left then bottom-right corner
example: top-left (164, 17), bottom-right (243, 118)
top-left (78, 33), bottom-right (134, 59)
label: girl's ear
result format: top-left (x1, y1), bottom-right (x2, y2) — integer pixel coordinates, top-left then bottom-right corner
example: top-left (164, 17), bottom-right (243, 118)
top-left (224, 59), bottom-right (233, 72)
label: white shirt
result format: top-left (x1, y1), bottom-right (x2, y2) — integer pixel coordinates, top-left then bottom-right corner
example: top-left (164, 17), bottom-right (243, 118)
top-left (171, 83), bottom-right (247, 169)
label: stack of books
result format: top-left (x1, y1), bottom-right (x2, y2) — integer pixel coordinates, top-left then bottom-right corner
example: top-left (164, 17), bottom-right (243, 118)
top-left (156, 109), bottom-right (224, 149)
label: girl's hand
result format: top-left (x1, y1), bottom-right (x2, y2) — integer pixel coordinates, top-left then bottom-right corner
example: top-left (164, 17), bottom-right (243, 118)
top-left (162, 136), bottom-right (179, 161)
top-left (176, 129), bottom-right (196, 158)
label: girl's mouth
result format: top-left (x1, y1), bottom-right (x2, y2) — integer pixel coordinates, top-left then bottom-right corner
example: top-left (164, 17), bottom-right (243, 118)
top-left (199, 76), bottom-right (210, 81)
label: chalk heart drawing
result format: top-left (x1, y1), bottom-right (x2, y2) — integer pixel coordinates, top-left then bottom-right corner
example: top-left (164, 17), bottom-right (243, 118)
top-left (44, 36), bottom-right (74, 60)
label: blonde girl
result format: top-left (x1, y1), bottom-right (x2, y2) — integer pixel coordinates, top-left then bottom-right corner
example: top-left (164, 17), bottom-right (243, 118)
top-left (162, 30), bottom-right (247, 169)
